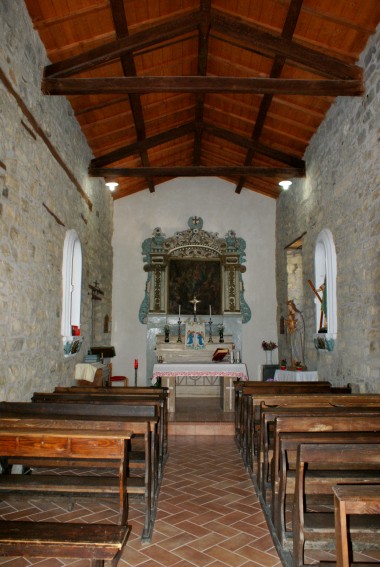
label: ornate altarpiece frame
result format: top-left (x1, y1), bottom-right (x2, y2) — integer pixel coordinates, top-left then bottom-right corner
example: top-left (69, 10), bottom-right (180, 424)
top-left (139, 216), bottom-right (251, 324)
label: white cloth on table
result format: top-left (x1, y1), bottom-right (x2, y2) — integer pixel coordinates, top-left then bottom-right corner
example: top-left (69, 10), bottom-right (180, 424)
top-left (274, 369), bottom-right (318, 382)
top-left (75, 363), bottom-right (102, 382)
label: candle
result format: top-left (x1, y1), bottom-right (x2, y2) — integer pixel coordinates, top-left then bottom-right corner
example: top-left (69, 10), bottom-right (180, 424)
top-left (209, 305), bottom-right (212, 317)
top-left (134, 359), bottom-right (138, 369)
top-left (178, 305), bottom-right (181, 317)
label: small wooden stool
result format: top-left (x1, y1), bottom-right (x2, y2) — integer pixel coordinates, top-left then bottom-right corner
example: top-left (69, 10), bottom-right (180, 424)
top-left (333, 483), bottom-right (380, 567)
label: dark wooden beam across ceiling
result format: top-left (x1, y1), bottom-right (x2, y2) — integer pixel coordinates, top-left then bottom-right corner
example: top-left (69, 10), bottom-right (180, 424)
top-left (89, 166), bottom-right (305, 178)
top-left (43, 76), bottom-right (363, 96)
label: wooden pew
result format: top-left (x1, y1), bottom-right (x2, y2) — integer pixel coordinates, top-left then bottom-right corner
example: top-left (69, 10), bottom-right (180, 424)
top-left (32, 391), bottom-right (167, 480)
top-left (275, 430), bottom-right (380, 548)
top-left (333, 483), bottom-right (380, 567)
top-left (235, 381), bottom-right (333, 449)
top-left (258, 406), bottom-right (380, 502)
top-left (292, 442), bottom-right (380, 567)
top-left (238, 382), bottom-right (334, 464)
top-left (0, 521), bottom-right (130, 566)
top-left (248, 394), bottom-right (380, 475)
top-left (0, 419), bottom-right (132, 525)
top-left (0, 402), bottom-right (158, 541)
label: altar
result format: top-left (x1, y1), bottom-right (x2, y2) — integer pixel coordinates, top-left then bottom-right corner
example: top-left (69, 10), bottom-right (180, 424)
top-left (152, 362), bottom-right (249, 412)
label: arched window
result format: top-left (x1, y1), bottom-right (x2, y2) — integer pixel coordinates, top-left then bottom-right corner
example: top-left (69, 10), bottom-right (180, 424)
top-left (314, 229), bottom-right (337, 339)
top-left (61, 230), bottom-right (82, 354)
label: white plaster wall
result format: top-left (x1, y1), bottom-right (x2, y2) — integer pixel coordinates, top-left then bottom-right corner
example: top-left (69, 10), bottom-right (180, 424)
top-left (112, 177), bottom-right (277, 384)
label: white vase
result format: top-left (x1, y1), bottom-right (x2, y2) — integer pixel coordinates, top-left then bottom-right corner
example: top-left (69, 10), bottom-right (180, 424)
top-left (265, 350), bottom-right (273, 364)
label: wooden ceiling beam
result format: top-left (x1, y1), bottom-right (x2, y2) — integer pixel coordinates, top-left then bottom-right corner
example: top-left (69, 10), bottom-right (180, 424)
top-left (235, 0), bottom-right (304, 194)
top-left (193, 0), bottom-right (211, 166)
top-left (210, 9), bottom-right (362, 80)
top-left (91, 122), bottom-right (195, 167)
top-left (89, 166), bottom-right (306, 178)
top-left (109, 0), bottom-right (155, 193)
top-left (44, 11), bottom-right (201, 78)
top-left (202, 123), bottom-right (304, 167)
top-left (42, 76), bottom-right (363, 96)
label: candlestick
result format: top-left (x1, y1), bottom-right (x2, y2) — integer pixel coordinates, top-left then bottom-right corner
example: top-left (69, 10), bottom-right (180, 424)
top-left (177, 317), bottom-right (182, 342)
top-left (208, 317), bottom-right (213, 343)
top-left (134, 359), bottom-right (138, 387)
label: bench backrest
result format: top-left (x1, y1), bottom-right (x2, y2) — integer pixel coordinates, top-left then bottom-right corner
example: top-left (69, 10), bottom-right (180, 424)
top-left (0, 400), bottom-right (157, 418)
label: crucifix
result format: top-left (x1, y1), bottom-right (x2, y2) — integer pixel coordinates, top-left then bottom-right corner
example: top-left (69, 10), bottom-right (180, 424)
top-left (189, 295), bottom-right (201, 321)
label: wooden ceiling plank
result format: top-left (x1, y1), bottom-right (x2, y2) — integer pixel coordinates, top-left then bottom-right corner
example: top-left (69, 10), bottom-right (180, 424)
top-left (44, 11), bottom-right (201, 78)
top-left (89, 166), bottom-right (306, 178)
top-left (91, 122), bottom-right (195, 168)
top-left (210, 9), bottom-right (362, 80)
top-left (42, 76), bottom-right (363, 96)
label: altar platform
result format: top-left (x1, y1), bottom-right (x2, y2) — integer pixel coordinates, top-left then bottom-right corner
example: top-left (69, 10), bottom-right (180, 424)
top-left (168, 397), bottom-right (235, 436)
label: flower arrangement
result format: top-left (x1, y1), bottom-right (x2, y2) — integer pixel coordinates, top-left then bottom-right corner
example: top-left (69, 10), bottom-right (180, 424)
top-left (261, 340), bottom-right (278, 351)
top-left (295, 360), bottom-right (303, 370)
top-left (280, 358), bottom-right (287, 369)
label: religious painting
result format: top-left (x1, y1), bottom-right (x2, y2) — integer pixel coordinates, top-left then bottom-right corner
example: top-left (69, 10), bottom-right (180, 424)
top-left (167, 259), bottom-right (222, 315)
top-left (185, 322), bottom-right (206, 349)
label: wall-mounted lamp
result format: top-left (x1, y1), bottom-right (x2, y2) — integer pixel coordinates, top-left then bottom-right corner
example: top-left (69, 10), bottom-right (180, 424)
top-left (279, 180), bottom-right (292, 191)
top-left (105, 181), bottom-right (119, 192)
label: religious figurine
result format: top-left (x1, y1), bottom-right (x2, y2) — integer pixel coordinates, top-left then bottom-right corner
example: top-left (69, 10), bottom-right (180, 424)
top-left (190, 295), bottom-right (201, 322)
top-left (284, 300), bottom-right (305, 367)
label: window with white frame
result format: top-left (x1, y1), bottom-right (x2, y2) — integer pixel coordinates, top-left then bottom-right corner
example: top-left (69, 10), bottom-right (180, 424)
top-left (314, 229), bottom-right (337, 337)
top-left (61, 229), bottom-right (82, 346)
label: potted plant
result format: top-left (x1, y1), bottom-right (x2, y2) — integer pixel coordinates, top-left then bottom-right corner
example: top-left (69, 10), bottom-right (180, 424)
top-left (218, 324), bottom-right (224, 343)
top-left (164, 324), bottom-right (170, 342)
top-left (295, 360), bottom-right (303, 371)
top-left (280, 358), bottom-right (287, 370)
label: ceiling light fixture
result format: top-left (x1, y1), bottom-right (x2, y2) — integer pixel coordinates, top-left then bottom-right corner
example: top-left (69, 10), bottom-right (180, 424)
top-left (105, 181), bottom-right (119, 192)
top-left (279, 180), bottom-right (292, 191)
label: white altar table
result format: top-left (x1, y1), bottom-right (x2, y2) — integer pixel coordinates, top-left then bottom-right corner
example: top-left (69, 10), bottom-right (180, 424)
top-left (152, 363), bottom-right (249, 412)
top-left (274, 369), bottom-right (318, 382)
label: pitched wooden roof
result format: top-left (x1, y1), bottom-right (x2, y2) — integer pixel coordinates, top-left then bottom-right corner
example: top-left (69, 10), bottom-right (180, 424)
top-left (24, 0), bottom-right (380, 199)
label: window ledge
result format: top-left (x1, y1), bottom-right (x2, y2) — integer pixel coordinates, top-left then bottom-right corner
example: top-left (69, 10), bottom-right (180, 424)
top-left (313, 333), bottom-right (336, 352)
top-left (63, 336), bottom-right (84, 357)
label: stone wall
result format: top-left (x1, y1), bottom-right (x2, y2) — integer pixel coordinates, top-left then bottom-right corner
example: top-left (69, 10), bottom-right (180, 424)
top-left (276, 25), bottom-right (380, 392)
top-left (0, 1), bottom-right (114, 400)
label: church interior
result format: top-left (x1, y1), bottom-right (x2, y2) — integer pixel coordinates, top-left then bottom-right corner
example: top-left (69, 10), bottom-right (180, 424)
top-left (0, 1), bottom-right (380, 566)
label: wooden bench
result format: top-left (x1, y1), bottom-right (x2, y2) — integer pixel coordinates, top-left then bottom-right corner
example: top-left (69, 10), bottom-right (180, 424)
top-left (333, 483), bottom-right (380, 567)
top-left (33, 390), bottom-right (168, 477)
top-left (0, 520), bottom-right (130, 566)
top-left (293, 443), bottom-right (380, 567)
top-left (245, 393), bottom-right (380, 474)
top-left (247, 394), bottom-right (380, 476)
top-left (0, 402), bottom-right (158, 541)
top-left (275, 430), bottom-right (380, 548)
top-left (236, 381), bottom-right (333, 457)
top-left (258, 406), bottom-right (380, 501)
top-left (0, 422), bottom-right (131, 525)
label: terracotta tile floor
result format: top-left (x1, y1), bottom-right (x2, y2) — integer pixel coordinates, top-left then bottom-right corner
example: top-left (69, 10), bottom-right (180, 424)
top-left (0, 398), bottom-right (283, 567)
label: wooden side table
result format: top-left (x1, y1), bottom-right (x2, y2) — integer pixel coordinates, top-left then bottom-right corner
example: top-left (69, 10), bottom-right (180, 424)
top-left (333, 484), bottom-right (380, 567)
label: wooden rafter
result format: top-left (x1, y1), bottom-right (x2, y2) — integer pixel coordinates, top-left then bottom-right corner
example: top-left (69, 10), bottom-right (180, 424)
top-left (109, 0), bottom-right (155, 192)
top-left (42, 76), bottom-right (363, 96)
top-left (89, 166), bottom-right (306, 178)
top-left (235, 0), bottom-right (304, 194)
